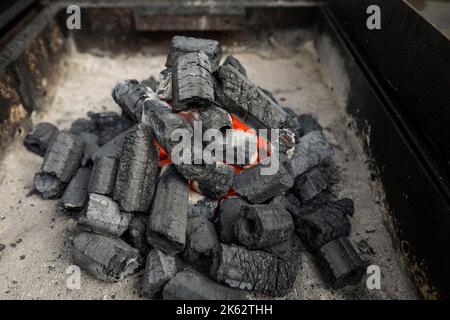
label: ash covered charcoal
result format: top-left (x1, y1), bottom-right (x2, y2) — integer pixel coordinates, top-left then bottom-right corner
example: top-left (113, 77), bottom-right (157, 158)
top-left (112, 79), bottom-right (151, 122)
top-left (172, 51), bottom-right (214, 112)
top-left (210, 244), bottom-right (299, 296)
top-left (140, 75), bottom-right (160, 92)
top-left (183, 206), bottom-right (219, 272)
top-left (216, 197), bottom-right (247, 243)
top-left (296, 199), bottom-right (354, 251)
top-left (316, 237), bottom-right (365, 289)
top-left (79, 132), bottom-right (99, 167)
top-left (141, 249), bottom-right (177, 298)
top-left (24, 122), bottom-right (59, 156)
top-left (59, 168), bottom-right (91, 212)
top-left (91, 129), bottom-right (129, 162)
top-left (125, 213), bottom-right (150, 255)
top-left (196, 163), bottom-right (234, 200)
top-left (292, 167), bottom-right (328, 202)
top-left (147, 165), bottom-right (189, 255)
top-left (72, 231), bottom-right (140, 282)
top-left (88, 156), bottom-right (118, 196)
top-left (215, 64), bottom-right (287, 129)
top-left (190, 197), bottom-right (218, 221)
top-left (163, 269), bottom-right (247, 300)
top-left (223, 55), bottom-right (247, 77)
top-left (114, 124), bottom-right (159, 213)
top-left (197, 106), bottom-right (232, 133)
top-left (234, 204), bottom-right (294, 249)
top-left (166, 36), bottom-right (222, 71)
top-left (284, 130), bottom-right (334, 178)
top-left (34, 132), bottom-right (85, 199)
top-left (79, 193), bottom-right (132, 237)
top-left (232, 159), bottom-right (295, 204)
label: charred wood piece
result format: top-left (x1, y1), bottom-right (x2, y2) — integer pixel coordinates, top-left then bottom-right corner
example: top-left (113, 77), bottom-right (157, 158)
top-left (72, 231), bottom-right (140, 282)
top-left (114, 124), bottom-right (159, 213)
top-left (79, 132), bottom-right (99, 167)
top-left (147, 166), bottom-right (189, 255)
top-left (216, 197), bottom-right (247, 243)
top-left (91, 129), bottom-right (128, 162)
top-left (196, 163), bottom-right (234, 200)
top-left (34, 132), bottom-right (85, 199)
top-left (125, 213), bottom-right (150, 256)
top-left (112, 80), bottom-right (151, 122)
top-left (156, 69), bottom-right (172, 101)
top-left (197, 106), bottom-right (232, 133)
top-left (292, 167), bottom-right (328, 202)
top-left (88, 156), bottom-right (118, 196)
top-left (141, 249), bottom-right (177, 298)
top-left (59, 168), bottom-right (91, 212)
top-left (190, 197), bottom-right (218, 221)
top-left (24, 122), bottom-right (58, 156)
top-left (223, 55), bottom-right (247, 77)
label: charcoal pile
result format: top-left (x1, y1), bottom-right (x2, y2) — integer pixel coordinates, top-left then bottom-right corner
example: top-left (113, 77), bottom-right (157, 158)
top-left (24, 35), bottom-right (366, 299)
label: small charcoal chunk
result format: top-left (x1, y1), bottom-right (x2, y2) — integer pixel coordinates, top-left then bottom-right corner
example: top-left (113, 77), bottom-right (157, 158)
top-left (166, 36), bottom-right (222, 71)
top-left (59, 168), bottom-right (91, 211)
top-left (126, 213), bottom-right (150, 255)
top-left (141, 249), bottom-right (177, 298)
top-left (215, 64), bottom-right (286, 129)
top-left (223, 55), bottom-right (247, 77)
top-left (190, 197), bottom-right (218, 221)
top-left (234, 204), bottom-right (294, 249)
top-left (317, 237), bottom-right (365, 289)
top-left (172, 51), bottom-right (214, 112)
top-left (197, 106), bottom-right (232, 133)
top-left (217, 197), bottom-right (247, 243)
top-left (79, 193), bottom-right (131, 236)
top-left (72, 231), bottom-right (140, 282)
top-left (197, 163), bottom-right (234, 200)
top-left (298, 114), bottom-right (322, 136)
top-left (88, 156), bottom-right (118, 196)
top-left (24, 122), bottom-right (59, 156)
top-left (112, 80), bottom-right (151, 121)
top-left (114, 124), bottom-right (159, 213)
top-left (156, 69), bottom-right (172, 100)
top-left (163, 269), bottom-right (247, 300)
top-left (292, 167), bottom-right (328, 202)
top-left (296, 199), bottom-right (354, 251)
top-left (34, 132), bottom-right (85, 199)
top-left (91, 129), bottom-right (129, 162)
top-left (147, 166), bottom-right (189, 255)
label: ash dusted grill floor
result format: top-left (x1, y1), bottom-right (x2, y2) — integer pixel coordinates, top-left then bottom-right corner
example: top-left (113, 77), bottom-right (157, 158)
top-left (0, 37), bottom-right (417, 299)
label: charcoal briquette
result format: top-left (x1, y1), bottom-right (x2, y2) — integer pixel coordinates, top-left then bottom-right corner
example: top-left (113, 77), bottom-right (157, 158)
top-left (141, 249), bottom-right (177, 298)
top-left (197, 163), bottom-right (234, 200)
top-left (112, 79), bottom-right (150, 122)
top-left (88, 156), bottom-right (118, 196)
top-left (126, 213), bottom-right (150, 256)
top-left (24, 122), bottom-right (59, 156)
top-left (292, 167), bottom-right (328, 202)
top-left (190, 197), bottom-right (218, 221)
top-left (59, 168), bottom-right (91, 212)
top-left (216, 197), bottom-right (247, 243)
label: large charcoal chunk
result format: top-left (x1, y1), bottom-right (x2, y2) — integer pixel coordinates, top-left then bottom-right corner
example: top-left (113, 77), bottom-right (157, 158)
top-left (172, 51), bottom-right (214, 112)
top-left (24, 122), bottom-right (58, 156)
top-left (59, 168), bottom-right (91, 211)
top-left (197, 106), bottom-right (232, 133)
top-left (211, 244), bottom-right (299, 296)
top-left (147, 166), bottom-right (189, 255)
top-left (126, 213), bottom-right (150, 255)
top-left (215, 64), bottom-right (287, 129)
top-left (296, 199), bottom-right (354, 251)
top-left (141, 249), bottom-right (177, 298)
top-left (232, 159), bottom-right (295, 204)
top-left (197, 163), bottom-right (234, 200)
top-left (166, 36), bottom-right (222, 71)
top-left (217, 197), bottom-right (247, 243)
top-left (34, 132), bottom-right (85, 199)
top-left (317, 237), bottom-right (365, 289)
top-left (112, 80), bottom-right (150, 121)
top-left (163, 269), bottom-right (247, 300)
top-left (79, 193), bottom-right (132, 236)
top-left (72, 231), bottom-right (140, 282)
top-left (114, 124), bottom-right (159, 213)
top-left (284, 131), bottom-right (334, 178)
top-left (88, 156), bottom-right (118, 196)
top-left (223, 55), bottom-right (247, 77)
top-left (184, 207), bottom-right (219, 272)
top-left (234, 204), bottom-right (294, 249)
top-left (292, 167), bottom-right (328, 202)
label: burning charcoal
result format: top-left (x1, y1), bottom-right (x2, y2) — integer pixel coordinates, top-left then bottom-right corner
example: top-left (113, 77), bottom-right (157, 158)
top-left (215, 64), bottom-right (287, 129)
top-left (234, 204), bottom-right (294, 249)
top-left (232, 159), bottom-right (295, 204)
top-left (211, 244), bottom-right (299, 296)
top-left (217, 197), bottom-right (247, 243)
top-left (114, 124), bottom-right (159, 213)
top-left (166, 36), bottom-right (222, 71)
top-left (298, 114), bottom-right (322, 136)
top-left (91, 129), bottom-right (128, 162)
top-left (79, 132), bottom-right (99, 167)
top-left (183, 207), bottom-right (219, 272)
top-left (24, 122), bottom-right (58, 156)
top-left (163, 269), bottom-right (247, 300)
top-left (141, 249), bottom-right (177, 298)
top-left (147, 166), bottom-right (189, 255)
top-left (156, 69), bottom-right (172, 100)
top-left (172, 51), bottom-right (215, 112)
top-left (223, 130), bottom-right (258, 166)
top-left (197, 106), bottom-right (232, 133)
top-left (140, 75), bottom-right (160, 92)
top-left (317, 237), bottom-right (365, 289)
top-left (112, 79), bottom-right (151, 122)
top-left (34, 132), bottom-right (85, 199)
top-left (292, 167), bottom-right (328, 202)
top-left (72, 231), bottom-right (140, 282)
top-left (59, 168), bottom-right (91, 211)
top-left (196, 163), bottom-right (234, 200)
top-left (126, 213), bottom-right (150, 255)
top-left (88, 156), bottom-right (118, 196)
top-left (190, 197), bottom-right (218, 221)
top-left (296, 199), bottom-right (354, 251)
top-left (284, 131), bottom-right (333, 178)
top-left (223, 55), bottom-right (247, 77)
top-left (79, 193), bottom-right (132, 236)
